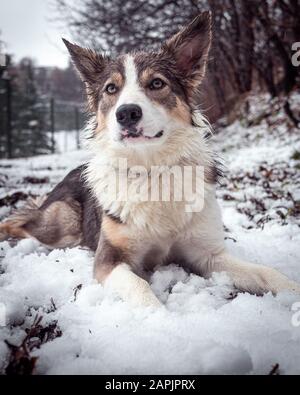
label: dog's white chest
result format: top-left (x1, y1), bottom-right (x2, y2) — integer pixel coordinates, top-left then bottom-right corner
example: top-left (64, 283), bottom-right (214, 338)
top-left (91, 165), bottom-right (194, 236)
top-left (122, 199), bottom-right (192, 236)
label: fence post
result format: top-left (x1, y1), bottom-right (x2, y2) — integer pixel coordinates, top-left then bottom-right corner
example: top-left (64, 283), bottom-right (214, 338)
top-left (5, 75), bottom-right (12, 159)
top-left (2, 55), bottom-right (12, 159)
top-left (74, 106), bottom-right (80, 149)
top-left (50, 97), bottom-right (55, 154)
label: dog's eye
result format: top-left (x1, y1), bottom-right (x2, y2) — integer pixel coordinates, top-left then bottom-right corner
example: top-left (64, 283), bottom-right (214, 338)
top-left (105, 83), bottom-right (118, 94)
top-left (149, 78), bottom-right (165, 90)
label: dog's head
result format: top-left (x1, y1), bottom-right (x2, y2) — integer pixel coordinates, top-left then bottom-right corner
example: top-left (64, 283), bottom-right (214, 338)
top-left (63, 12), bottom-right (211, 150)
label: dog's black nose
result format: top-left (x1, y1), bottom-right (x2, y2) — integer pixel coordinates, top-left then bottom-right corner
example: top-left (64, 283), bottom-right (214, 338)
top-left (116, 104), bottom-right (142, 128)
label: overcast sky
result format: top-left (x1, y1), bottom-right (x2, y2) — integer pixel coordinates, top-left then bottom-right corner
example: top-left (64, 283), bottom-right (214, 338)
top-left (0, 0), bottom-right (70, 68)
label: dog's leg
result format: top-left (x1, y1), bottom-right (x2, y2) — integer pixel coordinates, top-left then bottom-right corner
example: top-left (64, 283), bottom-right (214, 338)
top-left (0, 197), bottom-right (83, 248)
top-left (0, 166), bottom-right (92, 248)
top-left (94, 220), bottom-right (161, 308)
top-left (181, 242), bottom-right (300, 295)
top-left (179, 196), bottom-right (300, 295)
top-left (208, 252), bottom-right (300, 295)
top-left (0, 221), bottom-right (30, 241)
top-left (102, 263), bottom-right (161, 308)
top-left (181, 238), bottom-right (300, 295)
top-left (0, 197), bottom-right (42, 242)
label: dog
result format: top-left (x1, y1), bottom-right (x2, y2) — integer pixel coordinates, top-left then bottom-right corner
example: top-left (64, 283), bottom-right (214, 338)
top-left (1, 12), bottom-right (299, 307)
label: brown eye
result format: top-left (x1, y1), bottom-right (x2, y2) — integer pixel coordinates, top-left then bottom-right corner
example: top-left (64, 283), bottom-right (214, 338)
top-left (106, 83), bottom-right (118, 94)
top-left (149, 78), bottom-right (165, 90)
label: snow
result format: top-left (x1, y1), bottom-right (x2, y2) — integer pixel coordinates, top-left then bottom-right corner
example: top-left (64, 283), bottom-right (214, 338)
top-left (0, 97), bottom-right (300, 375)
top-left (50, 130), bottom-right (81, 154)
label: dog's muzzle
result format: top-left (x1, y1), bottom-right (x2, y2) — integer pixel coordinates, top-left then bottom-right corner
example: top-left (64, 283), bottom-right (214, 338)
top-left (116, 104), bottom-right (143, 129)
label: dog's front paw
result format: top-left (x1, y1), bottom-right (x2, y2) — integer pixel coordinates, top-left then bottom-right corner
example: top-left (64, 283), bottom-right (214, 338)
top-left (127, 278), bottom-right (162, 309)
top-left (104, 264), bottom-right (162, 309)
top-left (138, 289), bottom-right (162, 309)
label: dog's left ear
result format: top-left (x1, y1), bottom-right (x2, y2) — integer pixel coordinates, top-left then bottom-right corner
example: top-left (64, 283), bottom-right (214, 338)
top-left (62, 39), bottom-right (109, 111)
top-left (163, 12), bottom-right (212, 85)
top-left (62, 38), bottom-right (108, 85)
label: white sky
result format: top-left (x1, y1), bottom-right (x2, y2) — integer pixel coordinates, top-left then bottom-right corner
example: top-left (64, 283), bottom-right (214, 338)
top-left (0, 0), bottom-right (70, 68)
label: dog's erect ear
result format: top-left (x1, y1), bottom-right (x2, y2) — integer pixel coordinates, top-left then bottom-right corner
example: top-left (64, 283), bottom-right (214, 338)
top-left (62, 39), bottom-right (107, 85)
top-left (163, 12), bottom-right (212, 85)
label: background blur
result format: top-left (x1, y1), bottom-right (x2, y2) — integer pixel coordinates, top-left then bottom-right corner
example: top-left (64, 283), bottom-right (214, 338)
top-left (0, 0), bottom-right (299, 158)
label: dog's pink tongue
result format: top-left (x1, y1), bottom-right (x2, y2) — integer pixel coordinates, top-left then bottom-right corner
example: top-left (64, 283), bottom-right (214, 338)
top-left (122, 128), bottom-right (142, 138)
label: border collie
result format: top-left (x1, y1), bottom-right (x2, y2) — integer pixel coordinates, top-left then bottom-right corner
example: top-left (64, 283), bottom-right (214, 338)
top-left (1, 12), bottom-right (299, 307)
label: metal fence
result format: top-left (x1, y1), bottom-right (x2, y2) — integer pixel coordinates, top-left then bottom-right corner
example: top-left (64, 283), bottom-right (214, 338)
top-left (0, 55), bottom-right (86, 159)
top-left (48, 97), bottom-right (86, 154)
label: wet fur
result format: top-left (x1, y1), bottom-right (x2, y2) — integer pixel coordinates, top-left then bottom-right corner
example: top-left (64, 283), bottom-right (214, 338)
top-left (1, 13), bottom-right (300, 307)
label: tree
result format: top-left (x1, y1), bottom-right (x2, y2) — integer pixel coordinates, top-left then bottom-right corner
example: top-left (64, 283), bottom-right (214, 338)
top-left (0, 33), bottom-right (9, 157)
top-left (0, 57), bottom-right (53, 158)
top-left (55, 0), bottom-right (201, 54)
top-left (54, 0), bottom-right (300, 123)
top-left (12, 58), bottom-right (52, 157)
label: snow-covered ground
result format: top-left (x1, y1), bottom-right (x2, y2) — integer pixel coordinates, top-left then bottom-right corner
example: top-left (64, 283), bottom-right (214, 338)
top-left (0, 97), bottom-right (300, 375)
top-left (51, 130), bottom-right (81, 154)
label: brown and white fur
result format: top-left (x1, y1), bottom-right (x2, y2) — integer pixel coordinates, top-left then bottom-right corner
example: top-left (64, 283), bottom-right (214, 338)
top-left (1, 12), bottom-right (299, 307)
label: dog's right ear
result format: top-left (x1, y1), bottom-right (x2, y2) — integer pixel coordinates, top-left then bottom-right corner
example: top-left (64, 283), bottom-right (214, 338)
top-left (62, 39), bottom-right (107, 85)
top-left (162, 12), bottom-right (212, 87)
